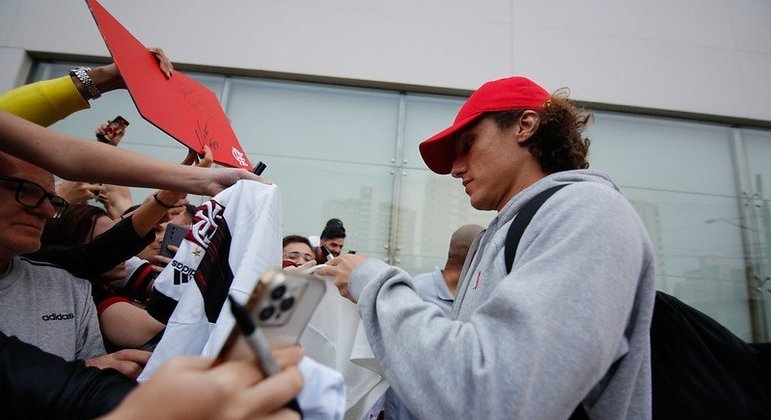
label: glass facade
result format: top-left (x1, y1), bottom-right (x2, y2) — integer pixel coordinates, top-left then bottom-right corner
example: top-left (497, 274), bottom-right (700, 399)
top-left (30, 61), bottom-right (771, 341)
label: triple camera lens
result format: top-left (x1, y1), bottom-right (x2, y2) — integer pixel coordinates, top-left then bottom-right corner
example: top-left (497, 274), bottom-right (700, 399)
top-left (258, 283), bottom-right (295, 321)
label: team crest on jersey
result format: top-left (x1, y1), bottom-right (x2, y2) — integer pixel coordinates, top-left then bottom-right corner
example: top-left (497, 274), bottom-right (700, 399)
top-left (189, 200), bottom-right (225, 248)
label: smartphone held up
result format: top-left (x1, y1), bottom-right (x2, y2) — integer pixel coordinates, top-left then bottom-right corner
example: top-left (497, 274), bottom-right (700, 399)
top-left (96, 115), bottom-right (129, 144)
top-left (219, 269), bottom-right (326, 368)
top-left (160, 223), bottom-right (189, 259)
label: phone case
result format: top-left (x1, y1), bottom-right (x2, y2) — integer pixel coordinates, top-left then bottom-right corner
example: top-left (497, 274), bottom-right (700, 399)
top-left (218, 269), bottom-right (326, 361)
top-left (160, 223), bottom-right (189, 258)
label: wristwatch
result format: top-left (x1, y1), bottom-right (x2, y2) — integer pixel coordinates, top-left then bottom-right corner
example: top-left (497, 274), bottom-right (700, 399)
top-left (69, 66), bottom-right (101, 100)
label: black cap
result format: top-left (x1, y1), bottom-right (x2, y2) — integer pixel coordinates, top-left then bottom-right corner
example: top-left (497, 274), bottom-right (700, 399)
top-left (321, 218), bottom-right (346, 239)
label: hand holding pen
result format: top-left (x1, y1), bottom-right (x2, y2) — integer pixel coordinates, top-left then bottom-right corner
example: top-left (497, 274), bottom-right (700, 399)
top-left (228, 295), bottom-right (281, 374)
top-left (228, 295), bottom-right (305, 416)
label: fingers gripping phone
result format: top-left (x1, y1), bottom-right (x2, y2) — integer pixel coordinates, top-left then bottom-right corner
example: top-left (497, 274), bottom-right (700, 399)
top-left (218, 269), bottom-right (326, 365)
top-left (97, 116), bottom-right (129, 143)
top-left (160, 223), bottom-right (189, 258)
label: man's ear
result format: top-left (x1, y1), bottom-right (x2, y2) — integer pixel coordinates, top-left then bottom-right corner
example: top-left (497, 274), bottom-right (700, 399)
top-left (514, 110), bottom-right (540, 145)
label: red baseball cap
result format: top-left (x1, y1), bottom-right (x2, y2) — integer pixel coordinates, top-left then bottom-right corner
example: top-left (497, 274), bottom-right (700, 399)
top-left (419, 76), bottom-right (550, 174)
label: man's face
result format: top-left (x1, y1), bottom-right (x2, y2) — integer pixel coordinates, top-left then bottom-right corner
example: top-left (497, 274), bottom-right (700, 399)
top-left (282, 242), bottom-right (315, 266)
top-left (0, 161), bottom-right (56, 260)
top-left (450, 117), bottom-right (533, 211)
top-left (321, 237), bottom-right (345, 257)
top-left (138, 221), bottom-right (168, 261)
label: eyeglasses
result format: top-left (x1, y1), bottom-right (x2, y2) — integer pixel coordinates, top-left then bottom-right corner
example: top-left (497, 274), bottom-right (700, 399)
top-left (0, 175), bottom-right (69, 218)
top-left (283, 251), bottom-right (315, 263)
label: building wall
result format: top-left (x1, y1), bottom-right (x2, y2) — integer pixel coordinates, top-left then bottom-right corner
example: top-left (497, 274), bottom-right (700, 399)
top-left (1, 0), bottom-right (770, 123)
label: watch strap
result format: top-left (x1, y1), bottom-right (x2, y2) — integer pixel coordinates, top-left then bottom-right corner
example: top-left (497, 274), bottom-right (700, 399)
top-left (69, 66), bottom-right (101, 100)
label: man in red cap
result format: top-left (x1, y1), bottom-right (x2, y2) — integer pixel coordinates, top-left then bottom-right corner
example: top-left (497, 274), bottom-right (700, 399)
top-left (319, 76), bottom-right (655, 419)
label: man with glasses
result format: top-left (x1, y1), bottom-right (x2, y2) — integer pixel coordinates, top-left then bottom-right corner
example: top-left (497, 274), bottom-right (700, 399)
top-left (0, 151), bottom-right (147, 378)
top-left (0, 175), bottom-right (69, 217)
top-left (282, 235), bottom-right (316, 268)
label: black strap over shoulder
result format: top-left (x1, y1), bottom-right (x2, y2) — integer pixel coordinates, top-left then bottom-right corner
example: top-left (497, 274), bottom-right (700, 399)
top-left (504, 184), bottom-right (568, 274)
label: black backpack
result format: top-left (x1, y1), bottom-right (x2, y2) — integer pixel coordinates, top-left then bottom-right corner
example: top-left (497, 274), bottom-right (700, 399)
top-left (504, 184), bottom-right (771, 419)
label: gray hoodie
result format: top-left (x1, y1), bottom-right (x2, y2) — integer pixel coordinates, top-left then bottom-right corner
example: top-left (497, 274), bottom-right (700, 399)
top-left (349, 170), bottom-right (655, 419)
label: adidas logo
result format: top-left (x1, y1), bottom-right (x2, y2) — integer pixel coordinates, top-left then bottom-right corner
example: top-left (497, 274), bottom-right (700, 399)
top-left (41, 312), bottom-right (75, 321)
top-left (172, 260), bottom-right (196, 285)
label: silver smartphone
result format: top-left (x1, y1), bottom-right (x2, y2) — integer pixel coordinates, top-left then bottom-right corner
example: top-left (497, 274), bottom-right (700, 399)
top-left (218, 269), bottom-right (326, 362)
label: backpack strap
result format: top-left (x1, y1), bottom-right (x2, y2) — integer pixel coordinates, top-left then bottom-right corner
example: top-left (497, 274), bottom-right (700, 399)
top-left (502, 183), bottom-right (589, 420)
top-left (504, 184), bottom-right (568, 274)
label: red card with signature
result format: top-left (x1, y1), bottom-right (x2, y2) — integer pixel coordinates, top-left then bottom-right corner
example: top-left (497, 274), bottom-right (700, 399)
top-left (85, 0), bottom-right (253, 170)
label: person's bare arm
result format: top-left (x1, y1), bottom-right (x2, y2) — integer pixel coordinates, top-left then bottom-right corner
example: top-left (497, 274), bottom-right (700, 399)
top-left (99, 184), bottom-right (134, 220)
top-left (85, 349), bottom-right (152, 382)
top-left (98, 303), bottom-right (164, 350)
top-left (56, 180), bottom-right (104, 205)
top-left (128, 147), bottom-right (211, 236)
top-left (0, 109), bottom-right (267, 196)
top-left (71, 48), bottom-right (173, 102)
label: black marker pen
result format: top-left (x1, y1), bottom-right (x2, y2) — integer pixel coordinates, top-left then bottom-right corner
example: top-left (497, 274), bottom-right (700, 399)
top-left (252, 161), bottom-right (267, 176)
top-left (227, 295), bottom-right (302, 415)
top-left (227, 295), bottom-right (279, 375)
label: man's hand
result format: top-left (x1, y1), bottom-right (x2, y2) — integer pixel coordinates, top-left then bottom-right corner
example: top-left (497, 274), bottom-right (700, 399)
top-left (85, 349), bottom-right (151, 381)
top-left (185, 146), bottom-right (273, 195)
top-left (86, 47), bottom-right (173, 95)
top-left (200, 168), bottom-right (272, 196)
top-left (100, 185), bottom-right (133, 220)
top-left (151, 246), bottom-right (176, 273)
top-left (55, 180), bottom-right (103, 205)
top-left (182, 145), bottom-right (213, 168)
top-left (271, 345), bottom-right (304, 371)
top-left (149, 47), bottom-right (174, 79)
top-left (102, 357), bottom-right (303, 420)
top-left (315, 254), bottom-right (368, 302)
top-left (283, 260), bottom-right (317, 272)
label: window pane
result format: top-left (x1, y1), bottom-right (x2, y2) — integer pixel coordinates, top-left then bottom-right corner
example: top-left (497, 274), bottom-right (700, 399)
top-left (225, 78), bottom-right (401, 253)
top-left (589, 112), bottom-right (754, 340)
top-left (403, 93), bottom-right (464, 170)
top-left (396, 169), bottom-right (494, 275)
top-left (226, 78), bottom-right (400, 165)
top-left (262, 155), bottom-right (393, 260)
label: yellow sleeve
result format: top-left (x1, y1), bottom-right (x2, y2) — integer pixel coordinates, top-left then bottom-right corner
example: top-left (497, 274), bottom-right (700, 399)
top-left (0, 76), bottom-right (90, 127)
